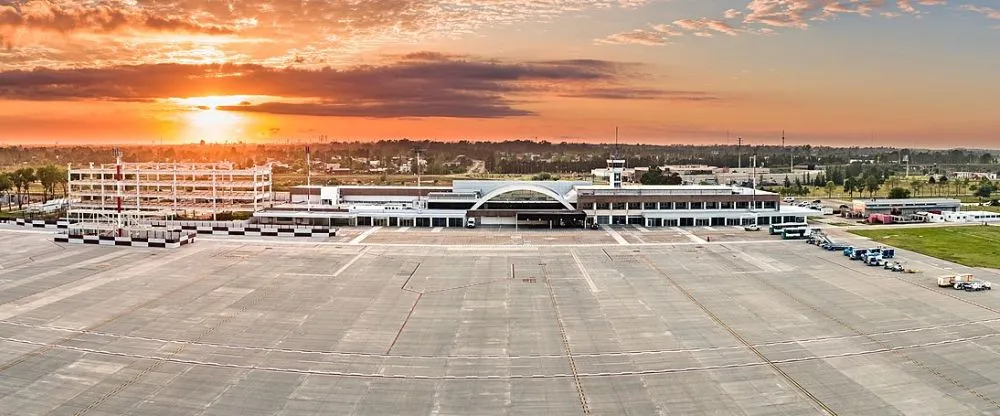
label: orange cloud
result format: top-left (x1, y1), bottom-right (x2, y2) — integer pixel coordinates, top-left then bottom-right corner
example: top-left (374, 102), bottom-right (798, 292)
top-left (0, 54), bottom-right (718, 118)
top-left (599, 0), bottom-right (953, 46)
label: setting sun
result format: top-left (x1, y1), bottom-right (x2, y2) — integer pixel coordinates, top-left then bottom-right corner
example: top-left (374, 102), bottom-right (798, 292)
top-left (170, 95), bottom-right (253, 110)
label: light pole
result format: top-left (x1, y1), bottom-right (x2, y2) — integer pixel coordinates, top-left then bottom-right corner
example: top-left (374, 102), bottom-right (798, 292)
top-left (751, 152), bottom-right (757, 213)
top-left (737, 137), bottom-right (743, 170)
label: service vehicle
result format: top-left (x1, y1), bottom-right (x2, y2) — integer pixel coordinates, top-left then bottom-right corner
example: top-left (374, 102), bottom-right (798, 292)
top-left (883, 261), bottom-right (905, 272)
top-left (965, 281), bottom-right (992, 291)
top-left (824, 243), bottom-right (849, 251)
top-left (850, 248), bottom-right (870, 260)
top-left (866, 255), bottom-right (884, 266)
top-left (938, 274), bottom-right (974, 287)
top-left (466, 218), bottom-right (477, 228)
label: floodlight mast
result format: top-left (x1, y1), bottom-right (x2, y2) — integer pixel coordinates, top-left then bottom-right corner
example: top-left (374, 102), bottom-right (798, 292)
top-left (114, 148), bottom-right (124, 236)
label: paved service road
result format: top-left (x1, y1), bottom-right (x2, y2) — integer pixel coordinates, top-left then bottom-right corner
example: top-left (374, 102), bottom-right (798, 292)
top-left (2, 226), bottom-right (1000, 415)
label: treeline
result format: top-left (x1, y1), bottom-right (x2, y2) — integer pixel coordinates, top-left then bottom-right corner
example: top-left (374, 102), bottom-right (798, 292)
top-left (0, 165), bottom-right (68, 211)
top-left (1, 141), bottom-right (997, 175)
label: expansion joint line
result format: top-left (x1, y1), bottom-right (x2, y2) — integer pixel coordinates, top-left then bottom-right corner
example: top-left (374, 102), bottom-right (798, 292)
top-left (0, 252), bottom-right (230, 375)
top-left (542, 264), bottom-right (591, 414)
top-left (76, 269), bottom-right (278, 416)
top-left (808, 253), bottom-right (1000, 409)
top-left (639, 255), bottom-right (838, 416)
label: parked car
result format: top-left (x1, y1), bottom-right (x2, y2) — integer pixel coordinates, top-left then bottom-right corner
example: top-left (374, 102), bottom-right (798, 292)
top-left (744, 224), bottom-right (760, 231)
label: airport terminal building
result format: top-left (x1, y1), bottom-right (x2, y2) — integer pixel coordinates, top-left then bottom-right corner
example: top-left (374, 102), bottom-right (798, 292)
top-left (258, 178), bottom-right (816, 228)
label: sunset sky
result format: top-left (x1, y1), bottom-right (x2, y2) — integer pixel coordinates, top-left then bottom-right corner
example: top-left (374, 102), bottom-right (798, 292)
top-left (0, 0), bottom-right (998, 147)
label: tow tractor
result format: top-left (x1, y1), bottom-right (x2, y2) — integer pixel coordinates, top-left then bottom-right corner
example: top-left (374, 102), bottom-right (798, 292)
top-left (883, 261), bottom-right (905, 272)
top-left (964, 281), bottom-right (992, 291)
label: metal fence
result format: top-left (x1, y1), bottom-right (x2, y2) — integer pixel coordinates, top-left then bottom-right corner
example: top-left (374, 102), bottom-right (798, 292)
top-left (62, 229), bottom-right (194, 241)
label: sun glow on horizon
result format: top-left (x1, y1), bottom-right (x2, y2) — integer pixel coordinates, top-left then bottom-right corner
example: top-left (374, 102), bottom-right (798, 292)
top-left (168, 96), bottom-right (253, 143)
top-left (170, 95), bottom-right (254, 110)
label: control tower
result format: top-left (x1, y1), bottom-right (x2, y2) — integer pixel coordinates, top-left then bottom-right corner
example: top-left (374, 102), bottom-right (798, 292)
top-left (606, 158), bottom-right (626, 188)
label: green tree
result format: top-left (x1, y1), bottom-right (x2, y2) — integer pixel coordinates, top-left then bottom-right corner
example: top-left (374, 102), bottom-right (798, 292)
top-left (928, 175), bottom-right (937, 196)
top-left (36, 165), bottom-right (65, 201)
top-left (825, 181), bottom-right (836, 198)
top-left (0, 173), bottom-right (12, 211)
top-left (864, 175), bottom-right (881, 198)
top-left (888, 187), bottom-right (911, 199)
top-left (532, 172), bottom-right (559, 181)
top-left (910, 179), bottom-right (923, 197)
top-left (887, 175), bottom-right (900, 189)
top-left (11, 167), bottom-right (36, 210)
top-left (976, 178), bottom-right (995, 200)
top-left (844, 177), bottom-right (857, 199)
top-left (639, 166), bottom-right (681, 185)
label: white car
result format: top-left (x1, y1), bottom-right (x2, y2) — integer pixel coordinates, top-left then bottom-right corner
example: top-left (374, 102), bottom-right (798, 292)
top-left (783, 197), bottom-right (796, 203)
top-left (744, 224), bottom-right (760, 231)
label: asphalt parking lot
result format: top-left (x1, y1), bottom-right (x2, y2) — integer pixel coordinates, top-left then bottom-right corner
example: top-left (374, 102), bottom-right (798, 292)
top-left (2, 225), bottom-right (1000, 415)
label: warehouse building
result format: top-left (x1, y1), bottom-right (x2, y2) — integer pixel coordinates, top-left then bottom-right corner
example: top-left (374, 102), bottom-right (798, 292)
top-left (851, 198), bottom-right (961, 217)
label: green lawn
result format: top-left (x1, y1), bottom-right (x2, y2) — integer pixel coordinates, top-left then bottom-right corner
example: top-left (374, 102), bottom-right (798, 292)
top-left (850, 226), bottom-right (1000, 269)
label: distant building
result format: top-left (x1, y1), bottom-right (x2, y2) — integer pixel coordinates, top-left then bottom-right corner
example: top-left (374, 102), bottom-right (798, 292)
top-left (952, 172), bottom-right (997, 180)
top-left (851, 198), bottom-right (961, 217)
